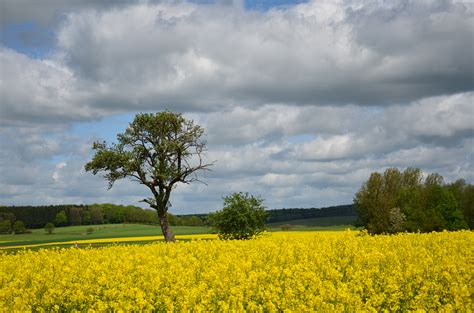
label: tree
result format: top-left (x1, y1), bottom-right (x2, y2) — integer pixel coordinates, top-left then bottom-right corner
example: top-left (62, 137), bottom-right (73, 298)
top-left (354, 171), bottom-right (387, 234)
top-left (210, 192), bottom-right (267, 240)
top-left (54, 210), bottom-right (68, 227)
top-left (90, 206), bottom-right (104, 224)
top-left (13, 220), bottom-right (26, 234)
top-left (44, 223), bottom-right (55, 234)
top-left (388, 207), bottom-right (406, 233)
top-left (0, 213), bottom-right (15, 234)
top-left (355, 167), bottom-right (470, 233)
top-left (85, 112), bottom-right (212, 242)
top-left (68, 207), bottom-right (83, 226)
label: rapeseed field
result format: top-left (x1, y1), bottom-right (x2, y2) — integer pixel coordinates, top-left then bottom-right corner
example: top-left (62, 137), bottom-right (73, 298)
top-left (0, 231), bottom-right (472, 311)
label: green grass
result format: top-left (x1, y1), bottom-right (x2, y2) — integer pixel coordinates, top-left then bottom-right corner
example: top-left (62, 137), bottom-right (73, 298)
top-left (267, 216), bottom-right (357, 229)
top-left (1, 216), bottom-right (359, 250)
top-left (0, 224), bottom-right (212, 247)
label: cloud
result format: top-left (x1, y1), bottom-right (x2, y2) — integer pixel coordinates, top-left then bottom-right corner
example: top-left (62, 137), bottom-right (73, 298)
top-left (0, 0), bottom-right (473, 212)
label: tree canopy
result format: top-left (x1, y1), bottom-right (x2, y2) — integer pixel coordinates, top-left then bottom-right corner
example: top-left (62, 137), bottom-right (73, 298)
top-left (85, 112), bottom-right (212, 242)
top-left (354, 167), bottom-right (471, 234)
top-left (210, 192), bottom-right (267, 240)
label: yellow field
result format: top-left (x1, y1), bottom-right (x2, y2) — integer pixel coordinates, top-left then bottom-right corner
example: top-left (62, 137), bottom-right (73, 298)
top-left (1, 231), bottom-right (472, 311)
top-left (0, 233), bottom-right (218, 249)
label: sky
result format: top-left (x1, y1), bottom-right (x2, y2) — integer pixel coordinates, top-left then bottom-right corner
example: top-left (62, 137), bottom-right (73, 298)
top-left (0, 0), bottom-right (473, 214)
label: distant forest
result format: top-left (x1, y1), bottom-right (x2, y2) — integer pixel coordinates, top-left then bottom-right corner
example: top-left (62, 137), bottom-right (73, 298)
top-left (0, 203), bottom-right (356, 231)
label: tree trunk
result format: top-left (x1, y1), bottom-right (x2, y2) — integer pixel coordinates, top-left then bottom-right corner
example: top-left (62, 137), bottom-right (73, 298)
top-left (159, 212), bottom-right (176, 242)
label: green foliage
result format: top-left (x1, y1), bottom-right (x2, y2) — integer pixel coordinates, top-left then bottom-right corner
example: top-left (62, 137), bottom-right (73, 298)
top-left (210, 192), bottom-right (267, 240)
top-left (54, 210), bottom-right (68, 227)
top-left (90, 206), bottom-right (104, 224)
top-left (44, 223), bottom-right (55, 234)
top-left (68, 207), bottom-right (83, 226)
top-left (0, 220), bottom-right (12, 234)
top-left (355, 167), bottom-right (470, 234)
top-left (84, 111), bottom-right (213, 242)
top-left (0, 212), bottom-right (15, 234)
top-left (13, 220), bottom-right (27, 234)
top-left (86, 227), bottom-right (95, 235)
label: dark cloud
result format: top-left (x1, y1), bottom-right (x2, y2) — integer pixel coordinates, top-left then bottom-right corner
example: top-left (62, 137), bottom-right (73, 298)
top-left (0, 0), bottom-right (473, 211)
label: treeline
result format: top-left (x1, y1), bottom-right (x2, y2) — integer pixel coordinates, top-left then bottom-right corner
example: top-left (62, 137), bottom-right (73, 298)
top-left (265, 205), bottom-right (357, 223)
top-left (0, 204), bottom-right (206, 233)
top-left (355, 167), bottom-right (473, 234)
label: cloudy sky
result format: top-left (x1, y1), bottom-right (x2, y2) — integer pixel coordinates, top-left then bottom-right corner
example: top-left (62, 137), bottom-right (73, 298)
top-left (0, 0), bottom-right (473, 214)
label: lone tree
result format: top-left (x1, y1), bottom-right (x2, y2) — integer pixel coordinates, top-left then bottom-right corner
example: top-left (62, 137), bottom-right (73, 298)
top-left (85, 112), bottom-right (212, 242)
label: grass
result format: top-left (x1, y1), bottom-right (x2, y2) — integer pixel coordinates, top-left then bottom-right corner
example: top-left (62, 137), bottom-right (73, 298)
top-left (267, 215), bottom-right (358, 228)
top-left (0, 224), bottom-right (212, 248)
top-left (1, 216), bottom-right (358, 250)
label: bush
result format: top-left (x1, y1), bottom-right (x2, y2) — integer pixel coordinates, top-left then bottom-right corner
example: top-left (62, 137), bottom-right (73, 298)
top-left (45, 223), bottom-right (55, 234)
top-left (13, 220), bottom-right (27, 234)
top-left (210, 192), bottom-right (267, 240)
top-left (86, 227), bottom-right (95, 235)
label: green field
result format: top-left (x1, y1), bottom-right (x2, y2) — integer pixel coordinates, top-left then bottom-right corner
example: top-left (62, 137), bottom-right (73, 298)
top-left (0, 216), bottom-right (357, 250)
top-left (267, 215), bottom-right (357, 229)
top-left (0, 224), bottom-right (212, 248)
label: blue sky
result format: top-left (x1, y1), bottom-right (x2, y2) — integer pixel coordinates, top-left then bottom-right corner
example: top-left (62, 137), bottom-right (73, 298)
top-left (0, 0), bottom-right (473, 213)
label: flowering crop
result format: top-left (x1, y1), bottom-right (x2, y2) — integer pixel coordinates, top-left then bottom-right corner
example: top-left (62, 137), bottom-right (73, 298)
top-left (1, 234), bottom-right (218, 249)
top-left (0, 231), bottom-right (472, 311)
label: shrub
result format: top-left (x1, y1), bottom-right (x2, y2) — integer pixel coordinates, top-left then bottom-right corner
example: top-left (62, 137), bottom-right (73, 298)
top-left (86, 227), bottom-right (95, 235)
top-left (45, 223), bottom-right (55, 234)
top-left (210, 192), bottom-right (267, 240)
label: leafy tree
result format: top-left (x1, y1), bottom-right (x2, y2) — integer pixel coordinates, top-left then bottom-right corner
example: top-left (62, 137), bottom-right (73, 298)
top-left (0, 213), bottom-right (15, 234)
top-left (354, 171), bottom-right (387, 234)
top-left (44, 223), bottom-right (55, 234)
top-left (13, 220), bottom-right (27, 234)
top-left (85, 112), bottom-right (213, 242)
top-left (0, 220), bottom-right (12, 234)
top-left (355, 167), bottom-right (470, 233)
top-left (388, 207), bottom-right (406, 233)
top-left (68, 207), bottom-right (83, 226)
top-left (210, 192), bottom-right (267, 240)
top-left (462, 184), bottom-right (474, 229)
top-left (54, 210), bottom-right (68, 227)
top-left (90, 206), bottom-right (104, 224)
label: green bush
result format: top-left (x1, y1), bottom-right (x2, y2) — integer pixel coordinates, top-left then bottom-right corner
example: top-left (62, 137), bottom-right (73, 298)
top-left (210, 192), bottom-right (267, 240)
top-left (44, 223), bottom-right (55, 234)
top-left (86, 227), bottom-right (95, 235)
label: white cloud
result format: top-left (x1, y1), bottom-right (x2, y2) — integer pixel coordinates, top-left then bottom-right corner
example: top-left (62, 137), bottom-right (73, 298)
top-left (0, 0), bottom-right (473, 211)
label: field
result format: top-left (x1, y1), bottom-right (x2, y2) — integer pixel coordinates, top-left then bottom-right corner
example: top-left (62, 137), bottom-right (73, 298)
top-left (0, 218), bottom-right (356, 250)
top-left (1, 230), bottom-right (472, 311)
top-left (0, 224), bottom-right (212, 249)
top-left (267, 215), bottom-right (358, 229)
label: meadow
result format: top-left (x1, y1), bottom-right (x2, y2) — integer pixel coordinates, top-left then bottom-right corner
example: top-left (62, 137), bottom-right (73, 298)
top-left (0, 224), bottom-right (212, 249)
top-left (1, 230), bottom-right (472, 311)
top-left (0, 220), bottom-right (356, 250)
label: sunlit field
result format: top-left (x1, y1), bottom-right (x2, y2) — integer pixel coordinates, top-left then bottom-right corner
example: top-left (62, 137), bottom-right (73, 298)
top-left (0, 224), bottom-right (212, 249)
top-left (1, 231), bottom-right (472, 311)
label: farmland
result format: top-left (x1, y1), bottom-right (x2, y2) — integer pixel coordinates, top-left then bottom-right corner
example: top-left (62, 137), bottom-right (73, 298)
top-left (1, 230), bottom-right (472, 311)
top-left (0, 224), bottom-right (212, 249)
top-left (0, 217), bottom-right (355, 250)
